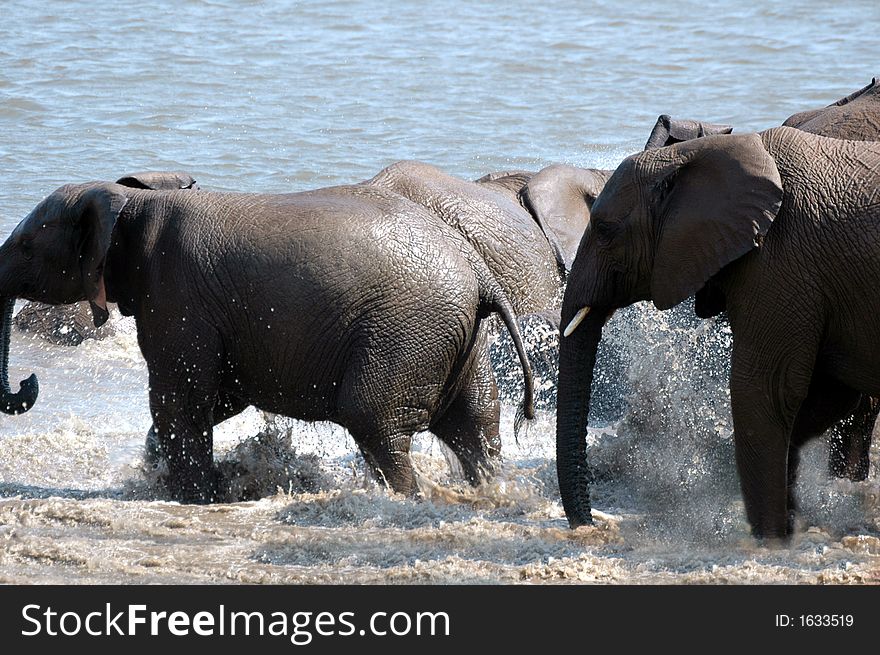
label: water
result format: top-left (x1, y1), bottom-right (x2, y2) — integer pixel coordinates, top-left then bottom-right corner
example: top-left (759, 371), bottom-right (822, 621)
top-left (0, 0), bottom-right (878, 583)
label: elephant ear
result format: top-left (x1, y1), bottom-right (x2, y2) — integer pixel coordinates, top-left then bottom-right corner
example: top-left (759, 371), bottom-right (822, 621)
top-left (520, 165), bottom-right (612, 271)
top-left (644, 114), bottom-right (734, 150)
top-left (74, 184), bottom-right (129, 327)
top-left (116, 171), bottom-right (198, 190)
top-left (650, 133), bottom-right (783, 310)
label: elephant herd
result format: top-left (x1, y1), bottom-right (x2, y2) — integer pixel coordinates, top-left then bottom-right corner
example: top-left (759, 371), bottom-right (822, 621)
top-left (2, 77), bottom-right (879, 542)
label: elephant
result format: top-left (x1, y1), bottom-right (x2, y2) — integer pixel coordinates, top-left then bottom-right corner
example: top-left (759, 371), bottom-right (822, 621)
top-left (471, 117), bottom-right (734, 275)
top-left (14, 171), bottom-right (200, 346)
top-left (0, 181), bottom-right (535, 501)
top-left (557, 126), bottom-right (880, 540)
top-left (783, 76), bottom-right (880, 141)
top-left (370, 120), bottom-right (731, 420)
top-left (366, 160), bottom-right (566, 316)
top-left (782, 79), bottom-right (880, 475)
top-left (678, 90), bottom-right (880, 479)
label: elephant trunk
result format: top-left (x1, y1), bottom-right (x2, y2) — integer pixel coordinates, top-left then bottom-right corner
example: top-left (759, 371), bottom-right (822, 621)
top-left (0, 297), bottom-right (38, 414)
top-left (556, 310), bottom-right (605, 527)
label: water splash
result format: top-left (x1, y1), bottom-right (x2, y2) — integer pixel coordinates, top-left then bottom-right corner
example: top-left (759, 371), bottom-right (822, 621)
top-left (589, 301), bottom-right (879, 547)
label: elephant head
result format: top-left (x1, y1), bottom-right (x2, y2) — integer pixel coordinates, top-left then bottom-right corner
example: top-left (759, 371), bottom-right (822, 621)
top-left (782, 77), bottom-right (880, 140)
top-left (472, 167), bottom-right (610, 272)
top-left (556, 132), bottom-right (783, 526)
top-left (0, 182), bottom-right (129, 414)
top-left (12, 171), bottom-right (199, 348)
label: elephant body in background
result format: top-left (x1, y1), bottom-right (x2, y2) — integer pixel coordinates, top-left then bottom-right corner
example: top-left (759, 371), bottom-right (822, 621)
top-left (558, 127), bottom-right (880, 539)
top-left (0, 182), bottom-right (534, 501)
top-left (782, 79), bottom-right (880, 482)
top-left (783, 77), bottom-right (880, 140)
top-left (367, 160), bottom-right (565, 315)
top-left (14, 171), bottom-right (199, 346)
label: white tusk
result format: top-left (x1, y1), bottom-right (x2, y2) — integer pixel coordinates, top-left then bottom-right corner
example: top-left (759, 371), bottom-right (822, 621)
top-left (563, 306), bottom-right (591, 337)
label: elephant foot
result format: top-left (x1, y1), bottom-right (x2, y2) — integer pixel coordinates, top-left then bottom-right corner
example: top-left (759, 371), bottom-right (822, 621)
top-left (167, 472), bottom-right (220, 504)
top-left (161, 458), bottom-right (221, 504)
top-left (750, 513), bottom-right (795, 544)
top-left (458, 450), bottom-right (501, 488)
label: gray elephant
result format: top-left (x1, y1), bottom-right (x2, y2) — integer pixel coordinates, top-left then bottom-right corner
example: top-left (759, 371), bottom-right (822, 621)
top-left (363, 119), bottom-right (730, 414)
top-left (557, 127), bottom-right (880, 540)
top-left (366, 160), bottom-right (566, 316)
top-left (471, 117), bottom-right (733, 275)
top-left (780, 79), bottom-right (880, 479)
top-left (14, 171), bottom-right (199, 346)
top-left (783, 76), bottom-right (880, 140)
top-left (685, 91), bottom-right (880, 481)
top-left (0, 181), bottom-right (534, 501)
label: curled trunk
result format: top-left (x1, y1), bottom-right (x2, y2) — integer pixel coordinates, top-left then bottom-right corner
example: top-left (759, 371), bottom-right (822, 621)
top-left (1, 297), bottom-right (38, 414)
top-left (555, 312), bottom-right (605, 527)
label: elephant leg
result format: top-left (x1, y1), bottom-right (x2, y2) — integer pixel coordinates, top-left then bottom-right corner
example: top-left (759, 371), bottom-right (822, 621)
top-left (354, 431), bottom-right (417, 494)
top-left (337, 353), bottom-right (430, 496)
top-left (730, 385), bottom-right (797, 539)
top-left (828, 395), bottom-right (877, 481)
top-left (144, 391), bottom-right (248, 466)
top-left (149, 379), bottom-right (219, 503)
top-left (431, 347), bottom-right (501, 486)
top-left (729, 338), bottom-right (820, 540)
top-left (787, 375), bottom-right (861, 519)
top-left (146, 328), bottom-right (224, 503)
top-left (335, 294), bottom-right (478, 496)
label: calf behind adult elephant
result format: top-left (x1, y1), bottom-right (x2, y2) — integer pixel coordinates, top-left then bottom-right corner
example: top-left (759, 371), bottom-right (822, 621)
top-left (558, 127), bottom-right (880, 539)
top-left (473, 115), bottom-right (733, 273)
top-left (0, 182), bottom-right (534, 501)
top-left (367, 160), bottom-right (564, 315)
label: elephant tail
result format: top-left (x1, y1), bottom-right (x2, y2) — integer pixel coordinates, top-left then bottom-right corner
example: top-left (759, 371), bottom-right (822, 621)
top-left (483, 287), bottom-right (536, 428)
